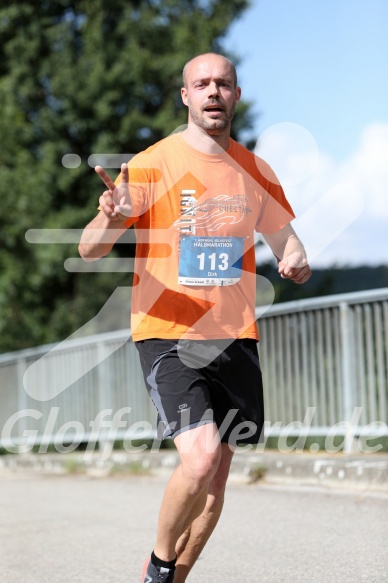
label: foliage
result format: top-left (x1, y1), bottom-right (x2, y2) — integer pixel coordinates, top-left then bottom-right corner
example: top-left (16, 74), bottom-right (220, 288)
top-left (0, 0), bottom-right (251, 352)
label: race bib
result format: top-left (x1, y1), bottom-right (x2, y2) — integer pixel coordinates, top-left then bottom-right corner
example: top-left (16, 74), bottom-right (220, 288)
top-left (178, 236), bottom-right (245, 286)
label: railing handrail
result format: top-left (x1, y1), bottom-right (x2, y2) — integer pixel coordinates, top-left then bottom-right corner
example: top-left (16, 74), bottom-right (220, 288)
top-left (1, 286), bottom-right (388, 365)
top-left (0, 328), bottom-right (132, 365)
top-left (256, 287), bottom-right (388, 318)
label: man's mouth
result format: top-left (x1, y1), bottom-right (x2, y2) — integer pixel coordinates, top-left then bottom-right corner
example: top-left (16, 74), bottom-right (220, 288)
top-left (203, 104), bottom-right (224, 113)
top-left (204, 109), bottom-right (224, 117)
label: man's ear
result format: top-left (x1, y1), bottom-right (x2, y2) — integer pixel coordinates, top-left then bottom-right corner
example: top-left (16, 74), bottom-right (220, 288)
top-left (181, 87), bottom-right (188, 106)
top-left (235, 86), bottom-right (242, 104)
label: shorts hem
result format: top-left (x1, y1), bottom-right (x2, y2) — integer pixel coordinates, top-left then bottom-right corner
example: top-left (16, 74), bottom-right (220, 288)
top-left (169, 419), bottom-right (215, 440)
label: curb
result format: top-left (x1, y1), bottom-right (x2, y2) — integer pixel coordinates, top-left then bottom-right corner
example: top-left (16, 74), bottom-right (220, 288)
top-left (1, 450), bottom-right (387, 492)
top-left (229, 452), bottom-right (388, 492)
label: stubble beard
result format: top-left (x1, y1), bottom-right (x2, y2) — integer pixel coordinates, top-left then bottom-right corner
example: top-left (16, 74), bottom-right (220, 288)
top-left (188, 99), bottom-right (236, 135)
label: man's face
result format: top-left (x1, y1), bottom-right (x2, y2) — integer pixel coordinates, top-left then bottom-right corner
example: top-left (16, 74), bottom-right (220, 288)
top-left (181, 56), bottom-right (241, 135)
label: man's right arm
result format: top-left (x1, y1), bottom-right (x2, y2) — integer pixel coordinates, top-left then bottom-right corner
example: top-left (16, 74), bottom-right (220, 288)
top-left (78, 211), bottom-right (128, 261)
top-left (78, 163), bottom-right (132, 261)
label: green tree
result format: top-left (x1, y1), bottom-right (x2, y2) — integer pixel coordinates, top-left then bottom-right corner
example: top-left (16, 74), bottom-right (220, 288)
top-left (0, 0), bottom-right (252, 352)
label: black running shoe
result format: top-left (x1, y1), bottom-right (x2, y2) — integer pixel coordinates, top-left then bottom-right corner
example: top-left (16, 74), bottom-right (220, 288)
top-left (142, 558), bottom-right (175, 583)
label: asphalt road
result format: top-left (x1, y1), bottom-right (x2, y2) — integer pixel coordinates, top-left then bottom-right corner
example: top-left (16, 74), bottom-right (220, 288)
top-left (0, 472), bottom-right (387, 583)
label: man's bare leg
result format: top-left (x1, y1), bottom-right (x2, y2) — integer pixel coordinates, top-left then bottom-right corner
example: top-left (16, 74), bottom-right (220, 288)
top-left (153, 422), bottom-right (222, 562)
top-left (173, 443), bottom-right (235, 583)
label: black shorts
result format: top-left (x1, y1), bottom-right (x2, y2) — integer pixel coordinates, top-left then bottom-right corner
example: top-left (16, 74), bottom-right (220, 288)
top-left (135, 338), bottom-right (264, 446)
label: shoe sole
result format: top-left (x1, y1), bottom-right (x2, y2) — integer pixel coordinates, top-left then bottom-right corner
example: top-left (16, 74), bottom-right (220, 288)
top-left (141, 557), bottom-right (150, 582)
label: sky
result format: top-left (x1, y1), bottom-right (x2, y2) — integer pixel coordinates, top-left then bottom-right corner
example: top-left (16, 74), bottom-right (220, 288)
top-left (225, 0), bottom-right (388, 267)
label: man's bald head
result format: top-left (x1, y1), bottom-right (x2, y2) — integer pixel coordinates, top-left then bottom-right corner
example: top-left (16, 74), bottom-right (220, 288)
top-left (182, 53), bottom-right (237, 89)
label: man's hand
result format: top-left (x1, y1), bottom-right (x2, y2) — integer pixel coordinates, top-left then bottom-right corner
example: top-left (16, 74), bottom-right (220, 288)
top-left (278, 252), bottom-right (312, 284)
top-left (95, 163), bottom-right (132, 222)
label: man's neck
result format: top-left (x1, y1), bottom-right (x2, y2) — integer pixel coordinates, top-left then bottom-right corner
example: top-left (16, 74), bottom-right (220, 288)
top-left (181, 124), bottom-right (231, 154)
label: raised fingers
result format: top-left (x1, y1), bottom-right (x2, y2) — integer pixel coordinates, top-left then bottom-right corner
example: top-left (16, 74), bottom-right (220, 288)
top-left (96, 164), bottom-right (131, 221)
top-left (95, 165), bottom-right (116, 191)
top-left (120, 163), bottom-right (128, 183)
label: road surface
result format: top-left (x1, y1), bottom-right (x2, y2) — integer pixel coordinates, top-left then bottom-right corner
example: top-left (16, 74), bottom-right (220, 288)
top-left (0, 471), bottom-right (387, 583)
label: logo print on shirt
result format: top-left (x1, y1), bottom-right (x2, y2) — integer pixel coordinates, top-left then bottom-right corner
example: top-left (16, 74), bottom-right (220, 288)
top-left (177, 189), bottom-right (197, 235)
top-left (175, 194), bottom-right (251, 234)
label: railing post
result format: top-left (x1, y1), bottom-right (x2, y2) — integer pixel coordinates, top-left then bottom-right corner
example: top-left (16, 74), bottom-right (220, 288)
top-left (96, 341), bottom-right (113, 457)
top-left (16, 358), bottom-right (30, 452)
top-left (340, 302), bottom-right (357, 453)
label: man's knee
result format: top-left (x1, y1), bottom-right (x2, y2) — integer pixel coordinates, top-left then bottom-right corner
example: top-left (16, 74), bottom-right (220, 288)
top-left (175, 424), bottom-right (222, 490)
top-left (181, 446), bottom-right (221, 489)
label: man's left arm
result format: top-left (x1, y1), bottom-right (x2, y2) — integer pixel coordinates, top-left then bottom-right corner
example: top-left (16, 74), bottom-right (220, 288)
top-left (263, 223), bottom-right (312, 285)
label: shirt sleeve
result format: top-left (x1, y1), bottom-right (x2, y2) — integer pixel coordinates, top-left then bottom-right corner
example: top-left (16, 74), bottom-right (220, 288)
top-left (254, 156), bottom-right (295, 234)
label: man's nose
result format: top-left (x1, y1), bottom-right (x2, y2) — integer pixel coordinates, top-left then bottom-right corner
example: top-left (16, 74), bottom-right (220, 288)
top-left (207, 81), bottom-right (220, 98)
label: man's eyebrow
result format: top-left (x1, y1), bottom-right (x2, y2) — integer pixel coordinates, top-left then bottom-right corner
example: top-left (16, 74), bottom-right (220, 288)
top-left (191, 76), bottom-right (233, 85)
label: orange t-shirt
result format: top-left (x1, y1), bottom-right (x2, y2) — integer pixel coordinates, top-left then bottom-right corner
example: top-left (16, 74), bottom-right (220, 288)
top-left (115, 133), bottom-right (294, 341)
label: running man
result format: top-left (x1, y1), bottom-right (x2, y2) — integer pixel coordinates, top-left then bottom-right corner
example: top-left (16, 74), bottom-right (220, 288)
top-left (79, 52), bottom-right (311, 583)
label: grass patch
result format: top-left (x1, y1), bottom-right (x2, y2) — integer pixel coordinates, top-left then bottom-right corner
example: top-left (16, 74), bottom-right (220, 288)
top-left (248, 464), bottom-right (267, 483)
top-left (110, 460), bottom-right (150, 476)
top-left (65, 457), bottom-right (83, 474)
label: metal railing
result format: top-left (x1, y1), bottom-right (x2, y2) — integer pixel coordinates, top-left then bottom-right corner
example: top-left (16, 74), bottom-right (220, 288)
top-left (258, 289), bottom-right (388, 447)
top-left (0, 288), bottom-right (387, 452)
